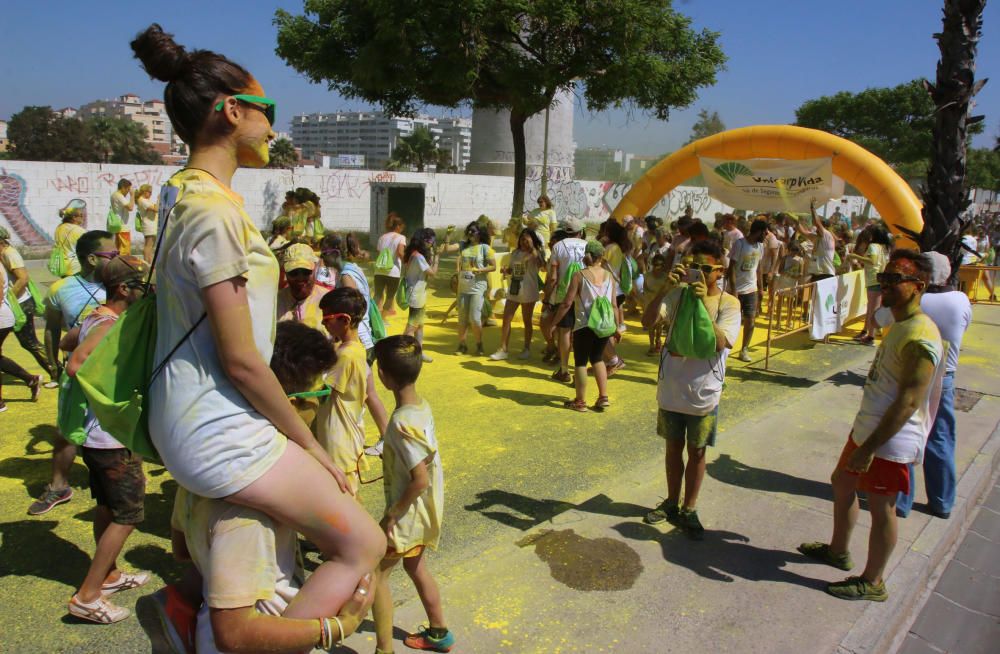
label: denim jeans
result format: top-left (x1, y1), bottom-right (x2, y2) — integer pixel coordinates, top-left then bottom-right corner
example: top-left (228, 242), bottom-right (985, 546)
top-left (897, 372), bottom-right (956, 517)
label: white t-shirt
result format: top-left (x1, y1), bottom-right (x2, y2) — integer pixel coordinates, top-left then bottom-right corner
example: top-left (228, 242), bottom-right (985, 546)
top-left (376, 232), bottom-right (407, 277)
top-left (403, 253), bottom-right (431, 309)
top-left (0, 265), bottom-right (14, 330)
top-left (170, 487), bottom-right (301, 654)
top-left (808, 230), bottom-right (836, 276)
top-left (137, 196), bottom-right (158, 236)
top-left (149, 169), bottom-right (286, 499)
top-left (383, 400), bottom-right (444, 553)
top-left (507, 249), bottom-right (542, 304)
top-left (729, 238), bottom-right (763, 295)
top-left (852, 313), bottom-right (943, 463)
top-left (722, 228), bottom-right (743, 254)
top-left (573, 269), bottom-right (615, 331)
top-left (960, 234), bottom-right (979, 264)
top-left (110, 190), bottom-right (132, 229)
top-left (550, 237), bottom-right (587, 303)
top-left (1, 247), bottom-right (30, 303)
top-left (79, 309), bottom-right (126, 449)
top-left (656, 289), bottom-right (741, 416)
top-left (879, 292), bottom-right (971, 375)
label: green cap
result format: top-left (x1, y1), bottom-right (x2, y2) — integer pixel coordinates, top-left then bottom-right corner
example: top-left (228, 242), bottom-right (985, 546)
top-left (0, 226), bottom-right (10, 241)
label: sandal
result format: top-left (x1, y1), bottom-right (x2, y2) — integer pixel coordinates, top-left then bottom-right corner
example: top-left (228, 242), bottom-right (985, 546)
top-left (101, 570), bottom-right (151, 596)
top-left (563, 398), bottom-right (589, 412)
top-left (592, 396), bottom-right (610, 412)
top-left (69, 595), bottom-right (131, 624)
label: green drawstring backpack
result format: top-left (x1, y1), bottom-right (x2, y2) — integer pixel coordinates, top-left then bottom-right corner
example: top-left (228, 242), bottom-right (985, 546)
top-left (556, 261), bottom-right (583, 302)
top-left (374, 247), bottom-right (394, 273)
top-left (57, 369), bottom-right (90, 445)
top-left (587, 295), bottom-right (617, 337)
top-left (666, 286), bottom-right (718, 359)
top-left (395, 277), bottom-right (410, 311)
top-left (368, 301), bottom-right (387, 341)
top-left (48, 246), bottom-right (68, 277)
top-left (620, 256), bottom-right (637, 294)
top-left (106, 207), bottom-right (123, 234)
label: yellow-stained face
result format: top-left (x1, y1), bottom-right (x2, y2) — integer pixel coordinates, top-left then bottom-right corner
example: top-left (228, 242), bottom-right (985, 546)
top-left (231, 77), bottom-right (275, 168)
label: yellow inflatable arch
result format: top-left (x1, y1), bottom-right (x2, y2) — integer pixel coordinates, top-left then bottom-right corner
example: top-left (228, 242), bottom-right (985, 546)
top-left (611, 125), bottom-right (922, 248)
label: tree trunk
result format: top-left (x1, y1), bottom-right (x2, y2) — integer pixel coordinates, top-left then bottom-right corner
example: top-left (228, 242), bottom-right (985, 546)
top-left (920, 0), bottom-right (986, 285)
top-left (509, 110), bottom-right (528, 218)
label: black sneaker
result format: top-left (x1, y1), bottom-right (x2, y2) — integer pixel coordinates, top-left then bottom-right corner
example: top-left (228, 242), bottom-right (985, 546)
top-left (476, 343), bottom-right (485, 356)
top-left (679, 508), bottom-right (705, 540)
top-left (643, 500), bottom-right (680, 525)
top-left (28, 485), bottom-right (73, 516)
top-left (456, 343), bottom-right (468, 355)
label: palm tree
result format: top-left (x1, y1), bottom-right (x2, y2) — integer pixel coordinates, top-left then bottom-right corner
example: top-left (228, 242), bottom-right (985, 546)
top-left (268, 137), bottom-right (300, 168)
top-left (388, 126), bottom-right (441, 172)
top-left (916, 0), bottom-right (987, 282)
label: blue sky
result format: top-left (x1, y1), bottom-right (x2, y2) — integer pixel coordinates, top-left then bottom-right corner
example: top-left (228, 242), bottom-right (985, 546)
top-left (1, 0), bottom-right (997, 155)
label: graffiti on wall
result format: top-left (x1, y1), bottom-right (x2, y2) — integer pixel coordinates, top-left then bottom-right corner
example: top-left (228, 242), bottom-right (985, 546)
top-left (0, 170), bottom-right (52, 245)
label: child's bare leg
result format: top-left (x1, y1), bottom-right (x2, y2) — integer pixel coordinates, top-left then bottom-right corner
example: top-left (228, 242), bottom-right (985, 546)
top-left (520, 302), bottom-right (536, 349)
top-left (499, 300), bottom-right (518, 351)
top-left (402, 552), bottom-right (446, 629)
top-left (374, 557), bottom-right (400, 652)
top-left (77, 506), bottom-right (135, 603)
top-left (229, 442), bottom-right (385, 619)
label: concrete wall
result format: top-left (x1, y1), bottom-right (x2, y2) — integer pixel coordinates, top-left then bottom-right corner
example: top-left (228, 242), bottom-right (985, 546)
top-left (0, 159), bottom-right (882, 248)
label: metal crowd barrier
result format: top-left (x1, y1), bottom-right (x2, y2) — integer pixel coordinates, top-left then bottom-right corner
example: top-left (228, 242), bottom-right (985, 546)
top-left (958, 265), bottom-right (999, 305)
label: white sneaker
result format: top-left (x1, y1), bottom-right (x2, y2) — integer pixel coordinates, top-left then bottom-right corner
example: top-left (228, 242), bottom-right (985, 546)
top-left (516, 349), bottom-right (531, 360)
top-left (738, 349), bottom-right (752, 362)
top-left (364, 440), bottom-right (384, 457)
top-left (421, 354), bottom-right (434, 363)
top-left (489, 350), bottom-right (508, 361)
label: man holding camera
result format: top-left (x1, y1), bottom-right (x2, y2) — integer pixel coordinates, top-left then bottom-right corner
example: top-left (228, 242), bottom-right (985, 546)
top-left (640, 240), bottom-right (741, 539)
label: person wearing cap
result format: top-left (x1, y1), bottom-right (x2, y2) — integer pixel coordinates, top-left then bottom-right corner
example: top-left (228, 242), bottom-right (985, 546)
top-left (64, 255), bottom-right (152, 624)
top-left (0, 225), bottom-right (57, 387)
top-left (885, 252), bottom-right (971, 520)
top-left (543, 217), bottom-right (587, 380)
top-left (276, 243), bottom-right (329, 333)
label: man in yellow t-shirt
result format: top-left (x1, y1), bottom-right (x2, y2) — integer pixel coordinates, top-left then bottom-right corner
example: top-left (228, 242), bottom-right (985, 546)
top-left (276, 243), bottom-right (329, 333)
top-left (318, 287), bottom-right (389, 494)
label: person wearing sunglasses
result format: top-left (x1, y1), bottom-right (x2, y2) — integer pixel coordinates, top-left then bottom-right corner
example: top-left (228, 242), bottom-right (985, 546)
top-left (132, 23), bottom-right (384, 646)
top-left (641, 239), bottom-right (741, 540)
top-left (276, 243), bottom-right (330, 333)
top-left (27, 230), bottom-right (117, 516)
top-left (800, 249), bottom-right (944, 602)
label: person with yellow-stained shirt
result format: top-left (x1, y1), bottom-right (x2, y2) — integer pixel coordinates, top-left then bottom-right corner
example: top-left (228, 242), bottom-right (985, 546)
top-left (109, 179), bottom-right (135, 256)
top-left (276, 243), bottom-right (329, 332)
top-left (526, 195), bottom-right (558, 256)
top-left (53, 200), bottom-right (89, 277)
top-left (317, 288), bottom-right (389, 495)
top-left (370, 335), bottom-right (453, 654)
top-left (0, 226), bottom-right (56, 385)
top-left (799, 250), bottom-right (944, 603)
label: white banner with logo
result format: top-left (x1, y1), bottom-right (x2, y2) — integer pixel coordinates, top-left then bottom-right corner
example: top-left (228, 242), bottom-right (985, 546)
top-left (699, 157), bottom-right (837, 212)
top-left (810, 270), bottom-right (868, 340)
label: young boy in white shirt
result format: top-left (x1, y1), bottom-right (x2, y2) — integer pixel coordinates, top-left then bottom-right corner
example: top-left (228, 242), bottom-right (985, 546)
top-left (371, 335), bottom-right (453, 653)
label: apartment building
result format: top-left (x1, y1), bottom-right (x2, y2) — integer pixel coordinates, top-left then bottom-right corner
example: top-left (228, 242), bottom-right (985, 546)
top-left (290, 111), bottom-right (472, 170)
top-left (78, 94), bottom-right (185, 158)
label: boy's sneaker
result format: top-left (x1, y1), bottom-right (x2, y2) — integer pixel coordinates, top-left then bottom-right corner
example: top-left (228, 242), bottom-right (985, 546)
top-left (489, 349), bottom-right (508, 361)
top-left (476, 343), bottom-right (485, 356)
top-left (738, 349), bottom-right (752, 362)
top-left (797, 542), bottom-right (854, 570)
top-left (101, 570), bottom-right (151, 596)
top-left (150, 585), bottom-right (197, 654)
top-left (678, 508), bottom-right (705, 540)
top-left (825, 576), bottom-right (888, 602)
top-left (643, 500), bottom-right (680, 525)
top-left (517, 348), bottom-right (531, 360)
top-left (456, 343), bottom-right (468, 355)
top-left (28, 485), bottom-right (73, 515)
top-left (404, 626), bottom-right (455, 652)
top-left (365, 440), bottom-right (385, 457)
top-left (68, 595), bottom-right (130, 624)
top-left (421, 353), bottom-right (434, 363)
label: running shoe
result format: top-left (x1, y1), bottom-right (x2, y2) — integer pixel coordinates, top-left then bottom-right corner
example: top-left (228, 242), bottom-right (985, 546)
top-left (825, 576), bottom-right (887, 602)
top-left (678, 508), bottom-right (705, 540)
top-left (404, 626), bottom-right (455, 652)
top-left (643, 500), bottom-right (680, 525)
top-left (797, 542), bottom-right (854, 570)
top-left (28, 485), bottom-right (73, 515)
top-left (489, 349), bottom-right (508, 361)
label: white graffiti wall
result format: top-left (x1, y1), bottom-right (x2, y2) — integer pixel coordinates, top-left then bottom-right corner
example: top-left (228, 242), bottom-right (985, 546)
top-left (0, 160), bottom-right (878, 247)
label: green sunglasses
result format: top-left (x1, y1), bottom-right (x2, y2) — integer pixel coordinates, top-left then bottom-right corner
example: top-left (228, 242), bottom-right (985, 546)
top-left (286, 384), bottom-right (332, 401)
top-left (214, 94), bottom-right (276, 126)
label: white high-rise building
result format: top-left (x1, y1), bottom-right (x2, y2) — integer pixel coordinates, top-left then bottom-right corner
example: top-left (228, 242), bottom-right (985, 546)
top-left (290, 111), bottom-right (472, 170)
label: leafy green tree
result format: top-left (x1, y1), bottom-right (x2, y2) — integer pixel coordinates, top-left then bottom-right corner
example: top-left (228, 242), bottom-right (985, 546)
top-left (685, 108), bottom-right (725, 145)
top-left (268, 137), bottom-right (300, 168)
top-left (85, 117), bottom-right (163, 164)
top-left (965, 147), bottom-right (1000, 191)
top-left (275, 0), bottom-right (725, 216)
top-left (8, 106), bottom-right (97, 161)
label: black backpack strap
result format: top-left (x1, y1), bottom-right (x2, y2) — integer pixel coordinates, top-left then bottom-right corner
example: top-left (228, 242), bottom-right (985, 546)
top-left (149, 312), bottom-right (206, 385)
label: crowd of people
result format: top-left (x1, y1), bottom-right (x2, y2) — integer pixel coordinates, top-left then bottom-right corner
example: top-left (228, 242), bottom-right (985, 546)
top-left (0, 22), bottom-right (994, 653)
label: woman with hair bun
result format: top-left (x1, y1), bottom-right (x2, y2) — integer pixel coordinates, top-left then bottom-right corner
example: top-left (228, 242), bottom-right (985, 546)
top-left (130, 23), bottom-right (383, 637)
